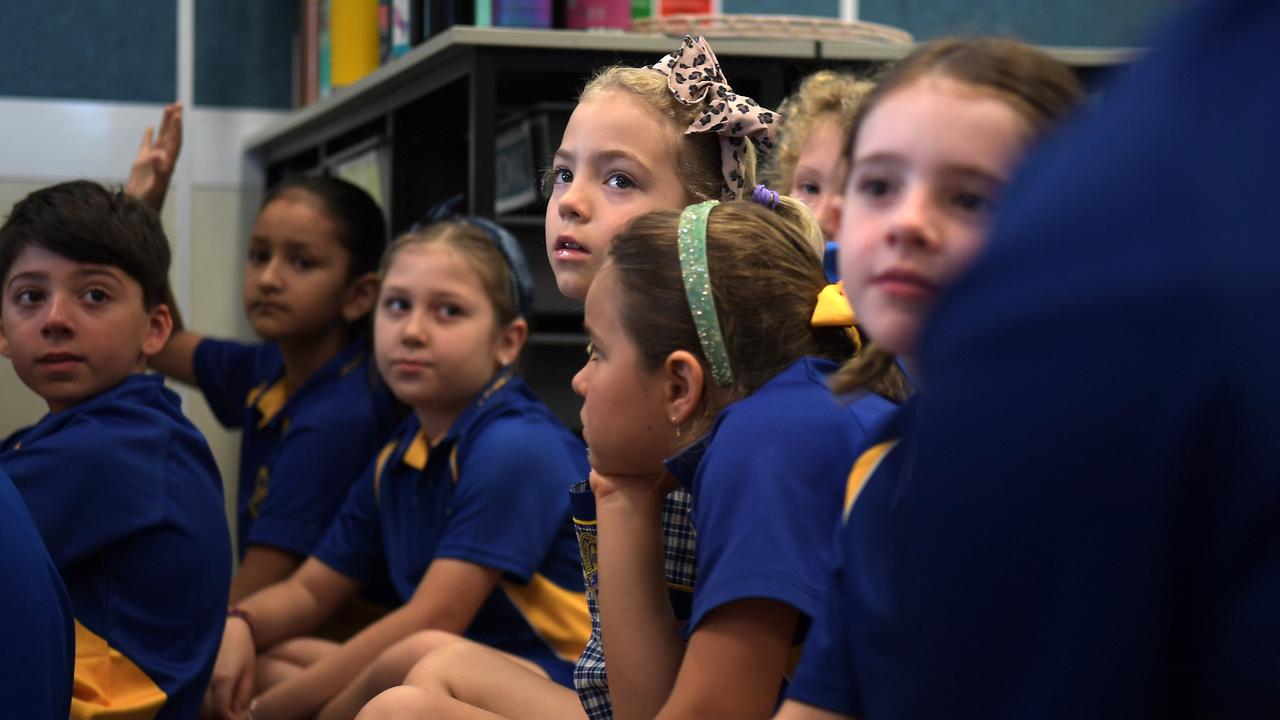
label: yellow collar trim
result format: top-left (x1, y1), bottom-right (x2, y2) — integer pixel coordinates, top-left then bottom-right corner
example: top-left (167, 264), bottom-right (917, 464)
top-left (402, 430), bottom-right (429, 471)
top-left (247, 379), bottom-right (289, 430)
top-left (399, 429), bottom-right (459, 483)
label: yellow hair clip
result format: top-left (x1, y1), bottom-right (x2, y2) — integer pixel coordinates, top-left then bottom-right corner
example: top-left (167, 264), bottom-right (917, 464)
top-left (811, 283), bottom-right (856, 327)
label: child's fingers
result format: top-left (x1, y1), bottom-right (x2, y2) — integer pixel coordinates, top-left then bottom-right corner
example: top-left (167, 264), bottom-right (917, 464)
top-left (138, 126), bottom-right (155, 152)
top-left (232, 667), bottom-right (254, 718)
top-left (160, 104), bottom-right (184, 156)
top-left (161, 104), bottom-right (178, 134)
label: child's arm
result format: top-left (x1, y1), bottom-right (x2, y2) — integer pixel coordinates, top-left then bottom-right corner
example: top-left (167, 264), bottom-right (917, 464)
top-left (658, 599), bottom-right (799, 719)
top-left (228, 546), bottom-right (304, 604)
top-left (125, 102), bottom-right (182, 213)
top-left (149, 326), bottom-right (204, 387)
top-left (247, 557), bottom-right (500, 720)
top-left (592, 470), bottom-right (687, 720)
top-left (773, 701), bottom-right (856, 720)
top-left (123, 103), bottom-right (206, 386)
top-left (206, 558), bottom-right (361, 719)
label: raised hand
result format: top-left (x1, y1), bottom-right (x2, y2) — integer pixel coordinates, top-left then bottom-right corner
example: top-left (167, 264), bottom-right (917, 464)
top-left (126, 102), bottom-right (183, 213)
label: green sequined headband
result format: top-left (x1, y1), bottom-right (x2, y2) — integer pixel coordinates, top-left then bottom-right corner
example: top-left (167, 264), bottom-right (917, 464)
top-left (677, 200), bottom-right (734, 387)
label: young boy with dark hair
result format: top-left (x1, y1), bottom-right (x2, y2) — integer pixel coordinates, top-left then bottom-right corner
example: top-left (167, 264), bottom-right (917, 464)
top-left (0, 180), bottom-right (231, 720)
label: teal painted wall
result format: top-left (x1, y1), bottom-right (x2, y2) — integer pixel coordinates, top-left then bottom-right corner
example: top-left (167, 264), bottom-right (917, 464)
top-left (0, 1), bottom-right (296, 109)
top-left (0, 2), bottom-right (176, 103)
top-left (859, 0), bottom-right (1182, 46)
top-left (195, 0), bottom-right (297, 109)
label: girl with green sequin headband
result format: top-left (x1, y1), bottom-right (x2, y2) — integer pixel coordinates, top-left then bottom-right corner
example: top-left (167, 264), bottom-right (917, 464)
top-left (544, 197), bottom-right (871, 719)
top-left (585, 197), bottom-right (858, 440)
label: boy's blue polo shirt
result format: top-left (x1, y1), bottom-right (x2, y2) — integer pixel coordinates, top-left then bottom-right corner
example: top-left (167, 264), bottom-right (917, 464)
top-left (313, 373), bottom-right (590, 680)
top-left (1, 374), bottom-right (232, 720)
top-left (0, 466), bottom-right (73, 719)
top-left (193, 337), bottom-right (396, 558)
top-left (664, 356), bottom-right (879, 638)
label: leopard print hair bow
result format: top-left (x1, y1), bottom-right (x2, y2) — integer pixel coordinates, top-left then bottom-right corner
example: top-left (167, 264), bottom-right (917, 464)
top-left (651, 35), bottom-right (781, 201)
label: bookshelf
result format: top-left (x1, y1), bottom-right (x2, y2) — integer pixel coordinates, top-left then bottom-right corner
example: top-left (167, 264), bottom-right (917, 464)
top-left (245, 26), bottom-right (1132, 426)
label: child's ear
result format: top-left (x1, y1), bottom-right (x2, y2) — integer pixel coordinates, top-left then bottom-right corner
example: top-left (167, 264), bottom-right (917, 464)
top-left (342, 272), bottom-right (380, 323)
top-left (495, 317), bottom-right (529, 367)
top-left (663, 349), bottom-right (704, 425)
top-left (141, 304), bottom-right (174, 358)
top-left (0, 317), bottom-right (10, 359)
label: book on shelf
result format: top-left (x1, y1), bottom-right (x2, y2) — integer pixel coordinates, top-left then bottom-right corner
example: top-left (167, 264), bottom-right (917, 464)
top-left (632, 0), bottom-right (712, 19)
top-left (494, 0), bottom-right (553, 27)
top-left (299, 0), bottom-right (723, 100)
top-left (318, 0), bottom-right (332, 98)
top-left (380, 0), bottom-right (412, 62)
top-left (331, 0), bottom-right (381, 88)
top-left (298, 0), bottom-right (321, 105)
top-left (566, 0), bottom-right (630, 29)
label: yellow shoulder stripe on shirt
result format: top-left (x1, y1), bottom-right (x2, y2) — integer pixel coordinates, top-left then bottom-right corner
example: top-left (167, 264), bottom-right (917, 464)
top-left (500, 574), bottom-right (592, 662)
top-left (372, 440), bottom-right (399, 506)
top-left (247, 379), bottom-right (288, 429)
top-left (71, 620), bottom-right (166, 720)
top-left (844, 440), bottom-right (898, 519)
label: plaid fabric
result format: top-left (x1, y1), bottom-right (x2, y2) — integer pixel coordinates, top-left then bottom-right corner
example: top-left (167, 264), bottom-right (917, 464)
top-left (572, 486), bottom-right (699, 720)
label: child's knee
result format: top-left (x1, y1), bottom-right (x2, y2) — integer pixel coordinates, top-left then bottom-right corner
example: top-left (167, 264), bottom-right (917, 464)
top-left (354, 685), bottom-right (443, 719)
top-left (369, 630), bottom-right (465, 689)
top-left (402, 638), bottom-right (482, 689)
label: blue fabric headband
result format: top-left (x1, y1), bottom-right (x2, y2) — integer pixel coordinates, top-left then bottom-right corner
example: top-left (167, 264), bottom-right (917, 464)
top-left (417, 195), bottom-right (535, 320)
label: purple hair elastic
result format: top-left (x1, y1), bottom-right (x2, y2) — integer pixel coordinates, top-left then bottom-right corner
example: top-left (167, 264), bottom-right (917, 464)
top-left (751, 184), bottom-right (780, 210)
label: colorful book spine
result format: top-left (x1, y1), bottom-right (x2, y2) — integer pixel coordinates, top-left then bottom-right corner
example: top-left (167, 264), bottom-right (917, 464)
top-left (377, 0), bottom-right (412, 61)
top-left (379, 0), bottom-right (392, 62)
top-left (631, 0), bottom-right (652, 21)
top-left (301, 0), bottom-right (320, 104)
top-left (319, 0), bottom-right (332, 98)
top-left (567, 0), bottom-right (631, 29)
top-left (476, 0), bottom-right (492, 26)
top-left (331, 0), bottom-right (381, 87)
top-left (660, 0), bottom-right (711, 14)
top-left (493, 0), bottom-right (551, 27)
top-left (391, 0), bottom-right (411, 57)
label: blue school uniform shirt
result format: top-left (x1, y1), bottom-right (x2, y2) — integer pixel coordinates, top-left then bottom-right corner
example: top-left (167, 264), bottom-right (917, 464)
top-left (671, 356), bottom-right (876, 637)
top-left (785, 400), bottom-right (912, 717)
top-left (822, 241), bottom-right (839, 283)
top-left (313, 372), bottom-right (590, 683)
top-left (193, 337), bottom-right (395, 557)
top-left (794, 0), bottom-right (1280, 716)
top-left (1, 374), bottom-right (232, 720)
top-left (571, 356), bottom-right (887, 719)
top-left (0, 465), bottom-right (73, 719)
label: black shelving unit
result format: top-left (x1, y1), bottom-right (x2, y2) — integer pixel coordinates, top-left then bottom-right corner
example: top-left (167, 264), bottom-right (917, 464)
top-left (245, 27), bottom-right (1134, 427)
